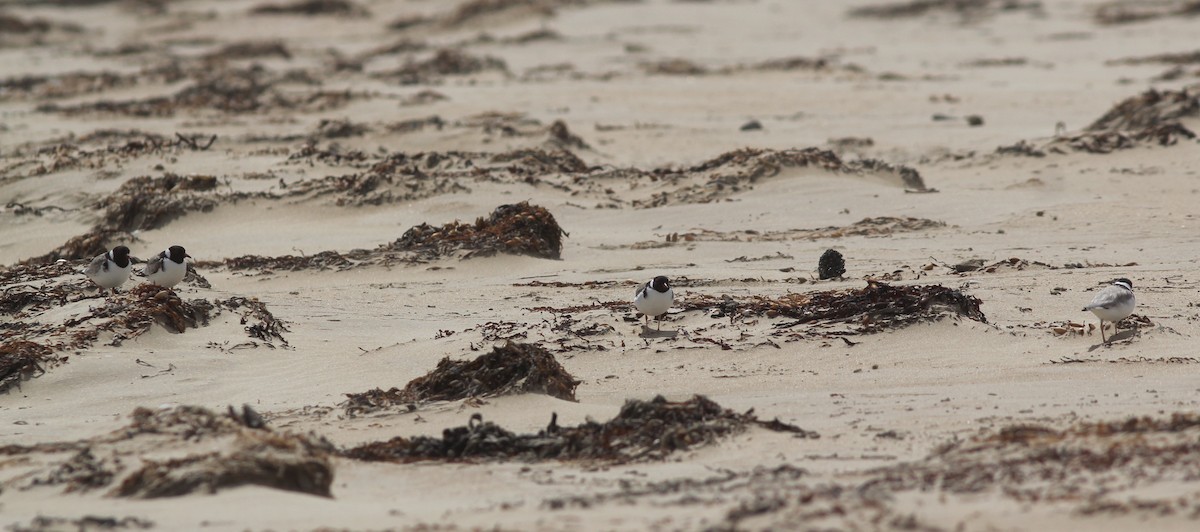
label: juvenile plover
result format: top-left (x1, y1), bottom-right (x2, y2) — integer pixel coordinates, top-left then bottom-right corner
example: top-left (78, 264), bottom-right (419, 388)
top-left (143, 245), bottom-right (191, 289)
top-left (634, 275), bottom-right (674, 330)
top-left (83, 245), bottom-right (132, 294)
top-left (1082, 277), bottom-right (1136, 343)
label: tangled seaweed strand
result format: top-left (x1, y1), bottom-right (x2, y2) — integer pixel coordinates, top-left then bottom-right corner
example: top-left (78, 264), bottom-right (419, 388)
top-left (81, 284), bottom-right (214, 343)
top-left (390, 201), bottom-right (566, 259)
top-left (861, 412), bottom-right (1200, 505)
top-left (675, 147), bottom-right (925, 191)
top-left (0, 340), bottom-right (53, 394)
top-left (344, 342), bottom-right (579, 416)
top-left (215, 297), bottom-right (290, 346)
top-left (1087, 87), bottom-right (1199, 133)
top-left (344, 395), bottom-right (816, 464)
top-left (112, 406), bottom-right (334, 498)
top-left (21, 174), bottom-right (222, 265)
top-left (685, 281), bottom-right (986, 332)
top-left (113, 432), bottom-right (333, 498)
top-left (221, 202), bottom-right (567, 273)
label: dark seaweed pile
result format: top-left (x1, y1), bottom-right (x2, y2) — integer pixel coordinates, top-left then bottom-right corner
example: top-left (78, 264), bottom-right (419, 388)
top-left (23, 174), bottom-right (223, 265)
top-left (389, 201), bottom-right (567, 259)
top-left (344, 395), bottom-right (816, 464)
top-left (222, 202), bottom-right (568, 273)
top-left (3, 405), bottom-right (335, 499)
top-left (1087, 87), bottom-right (1199, 133)
top-left (0, 340), bottom-right (55, 394)
top-left (818, 249), bottom-right (846, 280)
top-left (344, 342), bottom-right (579, 416)
top-left (683, 281), bottom-right (987, 332)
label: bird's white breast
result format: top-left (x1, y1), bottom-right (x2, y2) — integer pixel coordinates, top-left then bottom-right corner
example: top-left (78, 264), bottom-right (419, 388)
top-left (634, 287), bottom-right (674, 317)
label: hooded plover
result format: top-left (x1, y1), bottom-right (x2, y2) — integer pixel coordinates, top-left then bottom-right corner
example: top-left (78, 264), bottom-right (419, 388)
top-left (83, 245), bottom-right (132, 294)
top-left (634, 275), bottom-right (674, 330)
top-left (1082, 278), bottom-right (1135, 343)
top-left (143, 245), bottom-right (191, 289)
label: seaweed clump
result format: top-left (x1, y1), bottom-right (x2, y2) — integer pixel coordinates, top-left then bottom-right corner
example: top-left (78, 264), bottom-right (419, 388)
top-left (92, 284), bottom-right (214, 343)
top-left (4, 405), bottom-right (334, 498)
top-left (684, 281), bottom-right (987, 332)
top-left (220, 202), bottom-right (567, 274)
top-left (862, 413), bottom-right (1200, 506)
top-left (1086, 87), bottom-right (1199, 133)
top-left (390, 201), bottom-right (566, 259)
top-left (379, 49), bottom-right (508, 85)
top-left (344, 341), bottom-right (579, 416)
top-left (1094, 1), bottom-right (1200, 25)
top-left (216, 297), bottom-right (290, 346)
top-left (249, 0), bottom-right (368, 16)
top-left (23, 174), bottom-right (221, 264)
top-left (8, 516), bottom-right (153, 531)
top-left (0, 340), bottom-right (54, 394)
top-left (633, 148), bottom-right (929, 207)
top-left (344, 395), bottom-right (816, 463)
top-left (848, 0), bottom-right (1043, 21)
top-left (818, 249), bottom-right (846, 280)
top-left (114, 430), bottom-right (334, 498)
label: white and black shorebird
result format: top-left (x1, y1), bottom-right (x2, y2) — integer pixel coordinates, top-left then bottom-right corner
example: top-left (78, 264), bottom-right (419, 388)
top-left (83, 245), bottom-right (132, 294)
top-left (1082, 277), bottom-right (1136, 343)
top-left (633, 275), bottom-right (674, 330)
top-left (143, 245), bottom-right (191, 289)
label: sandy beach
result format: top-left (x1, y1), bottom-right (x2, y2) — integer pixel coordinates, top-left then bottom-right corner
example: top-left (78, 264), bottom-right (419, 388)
top-left (3, 0), bottom-right (1200, 530)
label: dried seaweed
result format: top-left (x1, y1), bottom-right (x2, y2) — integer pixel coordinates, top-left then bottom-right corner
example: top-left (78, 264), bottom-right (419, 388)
top-left (249, 0), bottom-right (367, 16)
top-left (1, 283), bottom-right (68, 314)
top-left (849, 0), bottom-right (1044, 21)
top-left (88, 284), bottom-right (214, 340)
top-left (344, 395), bottom-right (816, 463)
top-left (861, 412), bottom-right (1200, 506)
top-left (681, 281), bottom-right (987, 332)
top-left (671, 217), bottom-right (945, 243)
top-left (25, 448), bottom-right (116, 492)
top-left (818, 249), bottom-right (846, 280)
top-left (215, 297), bottom-right (290, 346)
top-left (1094, 0), bottom-right (1200, 25)
top-left (8, 130), bottom-right (216, 177)
top-left (997, 87), bottom-right (1199, 157)
top-left (390, 201), bottom-right (566, 260)
top-left (489, 148), bottom-right (590, 173)
top-left (641, 58), bottom-right (708, 76)
top-left (379, 49), bottom-right (509, 85)
top-left (0, 12), bottom-right (83, 47)
top-left (312, 118), bottom-right (371, 139)
top-left (0, 262), bottom-right (284, 391)
top-left (0, 71), bottom-right (134, 101)
top-left (221, 250), bottom-right (362, 272)
top-left (203, 40), bottom-right (292, 61)
top-left (7, 405), bottom-right (335, 498)
top-left (1087, 87), bottom-right (1199, 133)
top-left (114, 430), bottom-right (334, 498)
top-left (0, 340), bottom-right (53, 394)
top-left (443, 0), bottom-right (555, 27)
top-left (396, 341), bottom-right (577, 403)
top-left (38, 68), bottom-right (358, 118)
top-left (1107, 50), bottom-right (1200, 66)
top-left (221, 202), bottom-right (566, 273)
top-left (343, 342), bottom-right (578, 416)
top-left (23, 173), bottom-right (229, 265)
top-left (8, 516), bottom-right (153, 532)
top-left (631, 148), bottom-right (928, 208)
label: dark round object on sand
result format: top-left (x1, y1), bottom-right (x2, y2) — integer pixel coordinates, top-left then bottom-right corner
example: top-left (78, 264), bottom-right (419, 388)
top-left (819, 249), bottom-right (845, 280)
